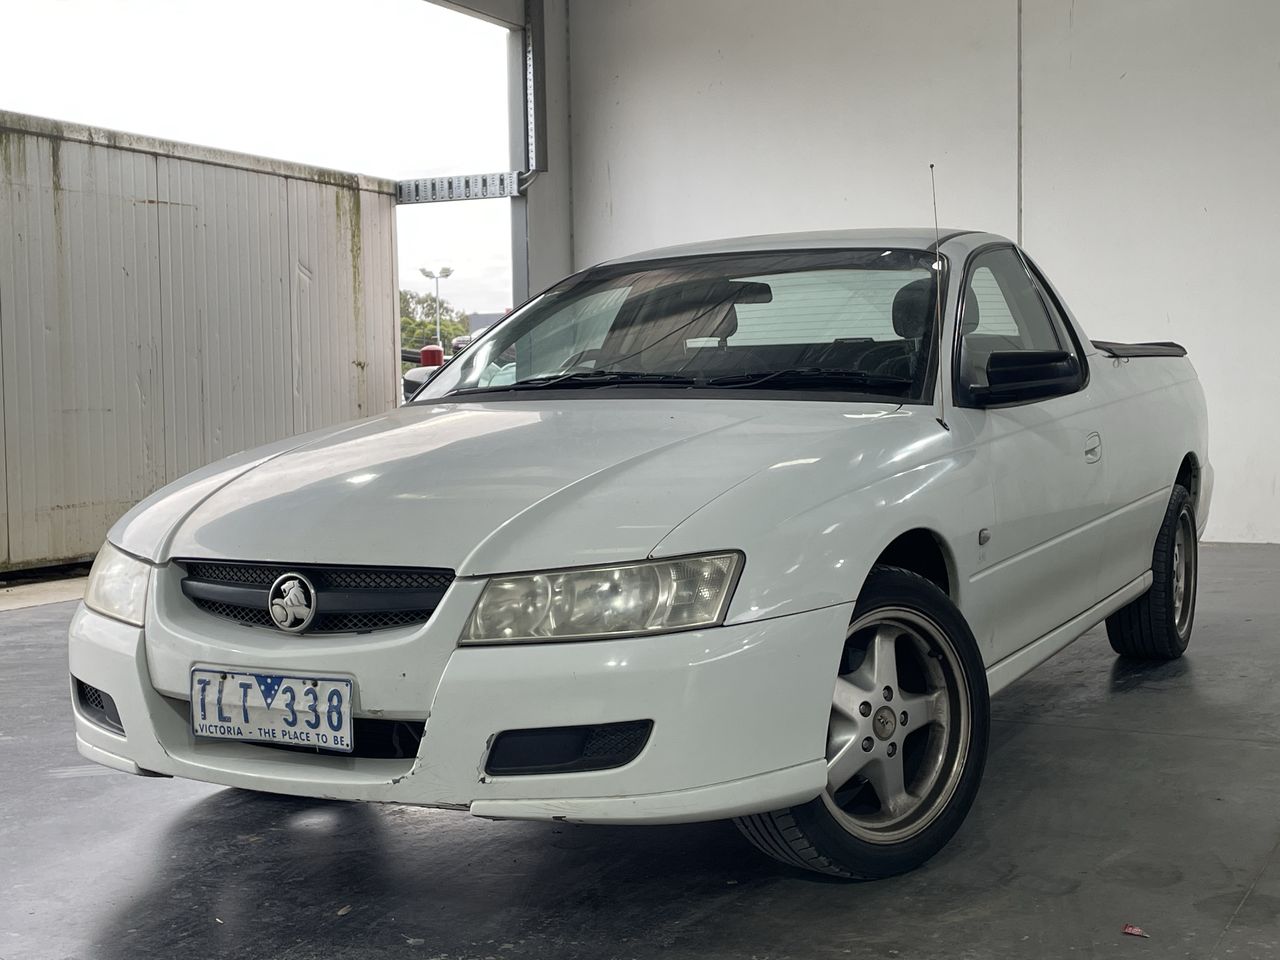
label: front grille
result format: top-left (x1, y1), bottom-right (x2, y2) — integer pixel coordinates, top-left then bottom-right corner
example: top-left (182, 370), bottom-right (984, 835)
top-left (177, 560), bottom-right (455, 635)
top-left (182, 562), bottom-right (453, 593)
top-left (184, 562), bottom-right (279, 586)
top-left (307, 609), bottom-right (436, 632)
top-left (191, 599), bottom-right (435, 633)
top-left (190, 598), bottom-right (276, 627)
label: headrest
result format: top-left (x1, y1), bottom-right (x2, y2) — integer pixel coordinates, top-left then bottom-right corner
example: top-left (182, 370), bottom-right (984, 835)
top-left (711, 303), bottom-right (738, 341)
top-left (960, 286), bottom-right (980, 335)
top-left (892, 278), bottom-right (935, 339)
top-left (636, 279), bottom-right (750, 342)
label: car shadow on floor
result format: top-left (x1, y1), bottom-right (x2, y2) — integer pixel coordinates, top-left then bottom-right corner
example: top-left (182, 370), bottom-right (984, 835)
top-left (84, 645), bottom-right (1249, 960)
top-left (87, 788), bottom-right (829, 960)
top-left (1108, 652), bottom-right (1192, 693)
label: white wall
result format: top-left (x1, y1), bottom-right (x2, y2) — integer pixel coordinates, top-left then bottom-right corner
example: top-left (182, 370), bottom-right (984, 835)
top-left (568, 0), bottom-right (1018, 264)
top-left (563, 0), bottom-right (1279, 542)
top-left (1020, 0), bottom-right (1280, 543)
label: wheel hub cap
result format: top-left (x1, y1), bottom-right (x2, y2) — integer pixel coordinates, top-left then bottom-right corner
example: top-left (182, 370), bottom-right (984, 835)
top-left (873, 705), bottom-right (897, 741)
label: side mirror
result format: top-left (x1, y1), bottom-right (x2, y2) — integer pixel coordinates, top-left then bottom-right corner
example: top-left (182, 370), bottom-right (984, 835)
top-left (402, 364), bottom-right (441, 403)
top-left (971, 350), bottom-right (1080, 406)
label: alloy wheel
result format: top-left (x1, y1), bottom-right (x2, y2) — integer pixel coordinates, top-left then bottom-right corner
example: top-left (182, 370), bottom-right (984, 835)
top-left (821, 607), bottom-right (972, 844)
top-left (1172, 508), bottom-right (1197, 635)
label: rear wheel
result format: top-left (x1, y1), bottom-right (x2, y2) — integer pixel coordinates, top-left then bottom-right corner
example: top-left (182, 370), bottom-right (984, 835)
top-left (734, 566), bottom-right (989, 879)
top-left (1106, 483), bottom-right (1197, 659)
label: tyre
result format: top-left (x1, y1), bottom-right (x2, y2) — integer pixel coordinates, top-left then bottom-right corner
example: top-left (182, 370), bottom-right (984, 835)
top-left (1106, 483), bottom-right (1197, 660)
top-left (734, 565), bottom-right (990, 879)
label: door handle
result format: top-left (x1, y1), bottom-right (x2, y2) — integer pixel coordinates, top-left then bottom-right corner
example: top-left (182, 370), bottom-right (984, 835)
top-left (1084, 432), bottom-right (1102, 464)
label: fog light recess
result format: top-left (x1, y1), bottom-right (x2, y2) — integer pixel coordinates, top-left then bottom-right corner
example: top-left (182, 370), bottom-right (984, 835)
top-left (73, 677), bottom-right (125, 735)
top-left (484, 720), bottom-right (653, 776)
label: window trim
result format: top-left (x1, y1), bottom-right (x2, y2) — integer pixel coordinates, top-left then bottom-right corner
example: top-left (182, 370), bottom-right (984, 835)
top-left (951, 242), bottom-right (1086, 409)
top-left (1017, 251), bottom-right (1091, 390)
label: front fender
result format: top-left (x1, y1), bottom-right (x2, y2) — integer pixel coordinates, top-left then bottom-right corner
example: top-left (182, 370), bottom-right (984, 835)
top-left (652, 439), bottom-right (992, 654)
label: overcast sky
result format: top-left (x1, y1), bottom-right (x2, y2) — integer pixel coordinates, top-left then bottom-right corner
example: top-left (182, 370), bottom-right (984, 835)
top-left (0, 0), bottom-right (515, 312)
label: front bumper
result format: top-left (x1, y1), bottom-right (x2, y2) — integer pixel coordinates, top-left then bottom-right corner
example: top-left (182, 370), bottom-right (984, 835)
top-left (68, 601), bottom-right (848, 824)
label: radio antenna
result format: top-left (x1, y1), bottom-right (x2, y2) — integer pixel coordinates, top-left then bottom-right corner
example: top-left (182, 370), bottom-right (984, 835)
top-left (930, 162), bottom-right (949, 431)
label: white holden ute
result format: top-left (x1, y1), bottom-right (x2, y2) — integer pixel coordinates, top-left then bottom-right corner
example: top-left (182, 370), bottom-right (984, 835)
top-left (70, 229), bottom-right (1211, 878)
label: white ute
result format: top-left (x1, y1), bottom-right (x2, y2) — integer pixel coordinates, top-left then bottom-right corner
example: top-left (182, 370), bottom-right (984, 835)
top-left (70, 229), bottom-right (1211, 878)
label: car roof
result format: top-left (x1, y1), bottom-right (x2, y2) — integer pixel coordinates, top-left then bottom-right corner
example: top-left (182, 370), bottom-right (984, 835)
top-left (599, 228), bottom-right (1009, 266)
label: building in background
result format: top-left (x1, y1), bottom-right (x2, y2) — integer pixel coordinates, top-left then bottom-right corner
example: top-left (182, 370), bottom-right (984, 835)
top-left (0, 111), bottom-right (399, 570)
top-left (468, 311), bottom-right (506, 335)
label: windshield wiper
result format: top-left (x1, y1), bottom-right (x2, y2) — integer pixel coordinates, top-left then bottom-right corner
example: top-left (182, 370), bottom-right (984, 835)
top-left (451, 370), bottom-right (700, 394)
top-left (449, 367), bottom-right (914, 397)
top-left (707, 367), bottom-right (914, 392)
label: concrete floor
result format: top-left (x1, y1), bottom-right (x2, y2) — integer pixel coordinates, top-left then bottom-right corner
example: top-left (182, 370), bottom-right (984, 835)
top-left (2, 543), bottom-right (1278, 960)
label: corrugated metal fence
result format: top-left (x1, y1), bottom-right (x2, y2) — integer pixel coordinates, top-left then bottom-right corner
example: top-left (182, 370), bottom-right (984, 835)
top-left (0, 111), bottom-right (399, 570)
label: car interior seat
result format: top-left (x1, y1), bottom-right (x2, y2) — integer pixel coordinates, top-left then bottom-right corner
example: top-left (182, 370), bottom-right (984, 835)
top-left (852, 277), bottom-right (936, 386)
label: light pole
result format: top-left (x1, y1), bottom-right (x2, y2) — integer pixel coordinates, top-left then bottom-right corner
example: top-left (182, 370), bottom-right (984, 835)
top-left (419, 267), bottom-right (454, 347)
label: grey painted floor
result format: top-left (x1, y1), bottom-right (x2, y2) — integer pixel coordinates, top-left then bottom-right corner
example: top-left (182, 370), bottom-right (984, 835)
top-left (2, 544), bottom-right (1278, 960)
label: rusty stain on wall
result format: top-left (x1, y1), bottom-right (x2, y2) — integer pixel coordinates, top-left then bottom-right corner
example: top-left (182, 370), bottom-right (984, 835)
top-left (336, 188), bottom-right (368, 413)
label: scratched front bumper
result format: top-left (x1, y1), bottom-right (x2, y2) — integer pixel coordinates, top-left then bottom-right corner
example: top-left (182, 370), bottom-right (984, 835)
top-left (69, 598), bottom-right (848, 822)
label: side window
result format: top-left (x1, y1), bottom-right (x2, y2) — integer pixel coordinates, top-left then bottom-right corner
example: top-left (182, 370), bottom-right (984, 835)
top-left (957, 247), bottom-right (1078, 402)
top-left (1024, 260), bottom-right (1086, 361)
top-left (966, 267), bottom-right (1020, 336)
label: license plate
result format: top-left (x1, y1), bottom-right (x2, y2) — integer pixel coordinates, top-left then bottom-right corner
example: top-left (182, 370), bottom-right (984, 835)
top-left (190, 666), bottom-right (354, 753)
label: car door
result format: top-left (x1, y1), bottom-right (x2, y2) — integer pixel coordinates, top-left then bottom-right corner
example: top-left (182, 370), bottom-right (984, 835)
top-left (948, 245), bottom-right (1109, 660)
top-left (1021, 256), bottom-right (1170, 602)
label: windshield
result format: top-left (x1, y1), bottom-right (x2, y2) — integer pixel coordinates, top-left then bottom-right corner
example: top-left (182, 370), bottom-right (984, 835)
top-left (416, 249), bottom-right (944, 403)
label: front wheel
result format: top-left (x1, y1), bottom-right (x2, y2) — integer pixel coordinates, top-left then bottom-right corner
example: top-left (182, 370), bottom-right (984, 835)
top-left (734, 566), bottom-right (990, 879)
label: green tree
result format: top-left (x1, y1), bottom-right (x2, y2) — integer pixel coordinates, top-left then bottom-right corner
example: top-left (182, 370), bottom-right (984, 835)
top-left (400, 289), bottom-right (469, 351)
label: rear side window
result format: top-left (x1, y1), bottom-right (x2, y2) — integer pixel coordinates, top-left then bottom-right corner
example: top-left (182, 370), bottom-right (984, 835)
top-left (966, 267), bottom-right (1020, 336)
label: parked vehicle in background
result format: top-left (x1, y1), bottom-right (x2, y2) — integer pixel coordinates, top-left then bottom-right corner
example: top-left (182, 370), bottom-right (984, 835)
top-left (69, 229), bottom-right (1210, 879)
top-left (451, 327), bottom-right (490, 354)
top-left (401, 364), bottom-right (442, 403)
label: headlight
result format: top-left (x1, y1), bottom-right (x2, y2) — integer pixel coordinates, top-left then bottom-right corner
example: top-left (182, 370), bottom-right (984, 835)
top-left (84, 542), bottom-right (151, 627)
top-left (463, 552), bottom-right (743, 643)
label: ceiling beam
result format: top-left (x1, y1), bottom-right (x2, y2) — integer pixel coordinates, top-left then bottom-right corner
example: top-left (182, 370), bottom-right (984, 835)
top-left (427, 0), bottom-right (523, 29)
